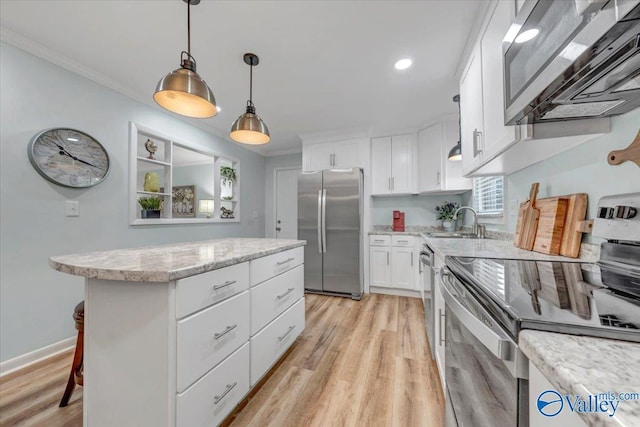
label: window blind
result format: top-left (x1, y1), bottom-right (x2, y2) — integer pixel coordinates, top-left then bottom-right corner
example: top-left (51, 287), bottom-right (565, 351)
top-left (473, 176), bottom-right (504, 216)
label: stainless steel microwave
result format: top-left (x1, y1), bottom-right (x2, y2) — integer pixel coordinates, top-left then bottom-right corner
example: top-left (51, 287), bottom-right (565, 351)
top-left (503, 0), bottom-right (640, 125)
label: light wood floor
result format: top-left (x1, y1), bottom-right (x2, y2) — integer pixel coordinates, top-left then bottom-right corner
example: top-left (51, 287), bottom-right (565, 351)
top-left (0, 293), bottom-right (444, 427)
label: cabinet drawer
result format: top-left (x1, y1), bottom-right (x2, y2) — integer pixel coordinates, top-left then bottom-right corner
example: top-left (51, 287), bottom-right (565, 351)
top-left (251, 265), bottom-right (304, 335)
top-left (391, 235), bottom-right (415, 247)
top-left (177, 291), bottom-right (250, 392)
top-left (176, 262), bottom-right (249, 319)
top-left (369, 235), bottom-right (391, 246)
top-left (250, 297), bottom-right (305, 386)
top-left (177, 343), bottom-right (250, 427)
top-left (250, 247), bottom-right (303, 287)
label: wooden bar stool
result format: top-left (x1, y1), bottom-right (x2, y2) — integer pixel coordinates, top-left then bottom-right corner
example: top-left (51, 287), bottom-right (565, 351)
top-left (59, 301), bottom-right (84, 407)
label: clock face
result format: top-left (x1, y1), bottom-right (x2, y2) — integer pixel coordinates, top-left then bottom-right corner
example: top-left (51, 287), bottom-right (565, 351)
top-left (28, 128), bottom-right (110, 188)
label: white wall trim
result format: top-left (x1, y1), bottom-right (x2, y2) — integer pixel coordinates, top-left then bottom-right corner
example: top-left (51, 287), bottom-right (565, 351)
top-left (0, 336), bottom-right (76, 377)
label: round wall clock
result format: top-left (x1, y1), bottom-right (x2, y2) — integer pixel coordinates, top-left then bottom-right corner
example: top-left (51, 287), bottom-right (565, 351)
top-left (28, 128), bottom-right (110, 188)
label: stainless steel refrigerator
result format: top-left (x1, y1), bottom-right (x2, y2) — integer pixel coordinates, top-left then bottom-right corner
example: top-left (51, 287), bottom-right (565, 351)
top-left (298, 168), bottom-right (363, 300)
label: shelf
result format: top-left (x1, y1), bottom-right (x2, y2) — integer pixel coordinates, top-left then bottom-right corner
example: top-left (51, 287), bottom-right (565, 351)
top-left (137, 156), bottom-right (171, 166)
top-left (221, 199), bottom-right (238, 203)
top-left (137, 191), bottom-right (171, 196)
top-left (131, 217), bottom-right (240, 226)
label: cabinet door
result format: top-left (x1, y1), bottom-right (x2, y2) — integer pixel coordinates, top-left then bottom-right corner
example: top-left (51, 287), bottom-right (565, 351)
top-left (369, 246), bottom-right (391, 287)
top-left (433, 270), bottom-right (446, 388)
top-left (480, 0), bottom-right (519, 160)
top-left (390, 134), bottom-right (413, 193)
top-left (371, 137), bottom-right (392, 195)
top-left (442, 120), bottom-right (472, 191)
top-left (333, 139), bottom-right (362, 168)
top-left (417, 123), bottom-right (443, 192)
top-left (391, 247), bottom-right (416, 290)
top-left (304, 143), bottom-right (333, 171)
top-left (459, 41), bottom-right (484, 176)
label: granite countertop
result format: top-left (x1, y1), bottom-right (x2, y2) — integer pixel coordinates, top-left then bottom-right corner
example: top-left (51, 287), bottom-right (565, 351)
top-left (423, 235), bottom-right (599, 263)
top-left (49, 238), bottom-right (306, 282)
top-left (520, 330), bottom-right (640, 427)
top-left (369, 230), bottom-right (425, 236)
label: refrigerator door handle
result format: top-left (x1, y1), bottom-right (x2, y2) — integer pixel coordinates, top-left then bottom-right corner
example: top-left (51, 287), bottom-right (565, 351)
top-left (317, 190), bottom-right (323, 254)
top-left (321, 189), bottom-right (327, 253)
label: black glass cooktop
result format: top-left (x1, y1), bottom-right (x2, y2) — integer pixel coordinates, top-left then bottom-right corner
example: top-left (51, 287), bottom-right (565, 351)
top-left (446, 256), bottom-right (640, 343)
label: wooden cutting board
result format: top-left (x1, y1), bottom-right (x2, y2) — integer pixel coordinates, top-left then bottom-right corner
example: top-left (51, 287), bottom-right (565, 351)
top-left (559, 193), bottom-right (588, 258)
top-left (536, 262), bottom-right (570, 309)
top-left (532, 197), bottom-right (568, 255)
top-left (514, 183), bottom-right (540, 250)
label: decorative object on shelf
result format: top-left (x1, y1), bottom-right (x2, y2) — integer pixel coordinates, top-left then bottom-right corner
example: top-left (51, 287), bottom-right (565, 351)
top-left (138, 197), bottom-right (162, 219)
top-left (220, 166), bottom-right (237, 185)
top-left (222, 196), bottom-right (234, 201)
top-left (230, 53), bottom-right (270, 144)
top-left (448, 94), bottom-right (462, 161)
top-left (28, 128), bottom-right (110, 188)
top-left (171, 185), bottom-right (196, 218)
top-left (143, 172), bottom-right (160, 192)
top-left (198, 199), bottom-right (214, 218)
top-left (436, 201), bottom-right (460, 232)
top-left (220, 206), bottom-right (235, 219)
top-left (608, 129), bottom-right (640, 168)
top-left (153, 0), bottom-right (217, 119)
top-left (144, 138), bottom-right (158, 160)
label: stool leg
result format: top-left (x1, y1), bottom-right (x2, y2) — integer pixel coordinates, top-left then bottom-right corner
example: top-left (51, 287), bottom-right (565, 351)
top-left (59, 331), bottom-right (83, 407)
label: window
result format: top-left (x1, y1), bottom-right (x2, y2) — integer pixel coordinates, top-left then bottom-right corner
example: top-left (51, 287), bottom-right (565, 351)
top-left (473, 176), bottom-right (504, 216)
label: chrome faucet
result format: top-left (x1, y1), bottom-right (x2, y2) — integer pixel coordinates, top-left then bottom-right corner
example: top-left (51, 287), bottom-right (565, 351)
top-left (453, 206), bottom-right (479, 235)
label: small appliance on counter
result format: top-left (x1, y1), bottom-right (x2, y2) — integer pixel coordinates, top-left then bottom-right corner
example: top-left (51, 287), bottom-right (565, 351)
top-left (393, 210), bottom-right (405, 232)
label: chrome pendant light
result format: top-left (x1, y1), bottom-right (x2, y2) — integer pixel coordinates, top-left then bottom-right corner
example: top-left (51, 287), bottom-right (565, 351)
top-left (230, 53), bottom-right (270, 145)
top-left (154, 0), bottom-right (217, 119)
top-left (448, 94), bottom-right (462, 161)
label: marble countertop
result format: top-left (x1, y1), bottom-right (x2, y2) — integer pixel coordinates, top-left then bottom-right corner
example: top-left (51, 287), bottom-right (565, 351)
top-left (369, 230), bottom-right (425, 236)
top-left (49, 238), bottom-right (306, 282)
top-left (520, 330), bottom-right (640, 427)
top-left (423, 235), bottom-right (599, 263)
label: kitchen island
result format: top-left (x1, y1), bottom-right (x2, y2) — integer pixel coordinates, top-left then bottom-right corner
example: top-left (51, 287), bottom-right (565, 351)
top-left (50, 238), bottom-right (306, 427)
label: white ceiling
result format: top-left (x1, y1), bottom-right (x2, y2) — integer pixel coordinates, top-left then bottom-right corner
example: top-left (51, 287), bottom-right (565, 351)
top-left (0, 0), bottom-right (485, 156)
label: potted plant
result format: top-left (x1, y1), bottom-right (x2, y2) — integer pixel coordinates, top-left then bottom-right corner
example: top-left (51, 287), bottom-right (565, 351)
top-left (435, 201), bottom-right (460, 232)
top-left (220, 166), bottom-right (237, 186)
top-left (138, 196), bottom-right (162, 219)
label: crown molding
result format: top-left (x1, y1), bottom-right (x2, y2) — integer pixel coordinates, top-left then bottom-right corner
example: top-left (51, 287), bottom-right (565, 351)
top-left (262, 147), bottom-right (303, 157)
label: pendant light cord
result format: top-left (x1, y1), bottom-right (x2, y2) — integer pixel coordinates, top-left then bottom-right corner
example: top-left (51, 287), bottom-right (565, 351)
top-left (187, 0), bottom-right (191, 55)
top-left (249, 62), bottom-right (253, 106)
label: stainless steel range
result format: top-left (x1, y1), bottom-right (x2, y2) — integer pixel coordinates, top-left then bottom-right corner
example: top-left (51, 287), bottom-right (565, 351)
top-left (442, 192), bottom-right (640, 427)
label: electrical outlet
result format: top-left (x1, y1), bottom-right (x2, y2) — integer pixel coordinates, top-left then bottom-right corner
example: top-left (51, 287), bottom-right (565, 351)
top-left (65, 200), bottom-right (80, 217)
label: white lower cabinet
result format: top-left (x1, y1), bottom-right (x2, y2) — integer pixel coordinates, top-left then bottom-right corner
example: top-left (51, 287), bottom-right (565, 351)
top-left (433, 253), bottom-right (446, 388)
top-left (369, 245), bottom-right (391, 287)
top-left (250, 297), bottom-right (305, 385)
top-left (250, 265), bottom-right (304, 334)
top-left (177, 343), bottom-right (250, 427)
top-left (391, 247), bottom-right (415, 289)
top-left (369, 235), bottom-right (419, 292)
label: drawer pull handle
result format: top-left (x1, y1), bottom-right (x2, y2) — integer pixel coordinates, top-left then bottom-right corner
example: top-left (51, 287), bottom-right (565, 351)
top-left (277, 257), bottom-right (295, 266)
top-left (213, 382), bottom-right (237, 404)
top-left (278, 325), bottom-right (296, 342)
top-left (214, 324), bottom-right (238, 340)
top-left (212, 280), bottom-right (236, 291)
top-left (277, 288), bottom-right (295, 300)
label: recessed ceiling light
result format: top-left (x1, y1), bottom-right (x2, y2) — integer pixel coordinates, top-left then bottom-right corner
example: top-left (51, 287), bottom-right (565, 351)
top-left (394, 58), bottom-right (413, 70)
top-left (515, 28), bottom-right (539, 44)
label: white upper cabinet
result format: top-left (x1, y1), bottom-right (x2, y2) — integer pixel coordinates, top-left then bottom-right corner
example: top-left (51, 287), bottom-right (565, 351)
top-left (460, 41), bottom-right (484, 176)
top-left (371, 134), bottom-right (414, 195)
top-left (302, 138), bottom-right (365, 171)
top-left (417, 120), bottom-right (472, 194)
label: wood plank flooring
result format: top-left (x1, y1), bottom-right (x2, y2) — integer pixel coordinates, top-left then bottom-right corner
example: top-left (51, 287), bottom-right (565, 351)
top-left (0, 293), bottom-right (444, 427)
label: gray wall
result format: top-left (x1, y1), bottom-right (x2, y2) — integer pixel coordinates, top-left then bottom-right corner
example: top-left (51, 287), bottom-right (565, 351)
top-left (371, 194), bottom-right (466, 226)
top-left (0, 42), bottom-right (266, 362)
top-left (264, 154), bottom-right (302, 238)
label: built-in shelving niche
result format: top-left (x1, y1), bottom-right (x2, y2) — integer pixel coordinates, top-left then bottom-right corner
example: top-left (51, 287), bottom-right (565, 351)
top-left (129, 122), bottom-right (240, 225)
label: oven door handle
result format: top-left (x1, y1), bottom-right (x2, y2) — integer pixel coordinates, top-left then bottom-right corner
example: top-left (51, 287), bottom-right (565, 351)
top-left (440, 270), bottom-right (512, 361)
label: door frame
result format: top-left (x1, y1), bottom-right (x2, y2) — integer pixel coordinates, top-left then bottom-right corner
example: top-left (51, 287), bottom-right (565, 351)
top-left (273, 166), bottom-right (302, 239)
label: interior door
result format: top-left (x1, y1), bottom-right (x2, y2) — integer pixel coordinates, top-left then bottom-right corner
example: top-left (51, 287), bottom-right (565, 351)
top-left (275, 168), bottom-right (300, 239)
top-left (322, 169), bottom-right (362, 295)
top-left (298, 171), bottom-right (323, 292)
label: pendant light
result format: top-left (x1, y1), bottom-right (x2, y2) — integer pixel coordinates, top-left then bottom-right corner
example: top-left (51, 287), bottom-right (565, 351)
top-left (230, 53), bottom-right (270, 145)
top-left (153, 0), bottom-right (217, 119)
top-left (448, 94), bottom-right (462, 161)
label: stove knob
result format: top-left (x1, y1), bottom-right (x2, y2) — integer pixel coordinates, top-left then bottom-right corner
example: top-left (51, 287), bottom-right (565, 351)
top-left (598, 207), bottom-right (614, 219)
top-left (614, 205), bottom-right (637, 219)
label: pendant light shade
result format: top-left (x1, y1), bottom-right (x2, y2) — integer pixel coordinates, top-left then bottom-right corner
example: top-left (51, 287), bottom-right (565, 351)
top-left (448, 94), bottom-right (463, 161)
top-left (153, 0), bottom-right (217, 119)
top-left (230, 53), bottom-right (270, 145)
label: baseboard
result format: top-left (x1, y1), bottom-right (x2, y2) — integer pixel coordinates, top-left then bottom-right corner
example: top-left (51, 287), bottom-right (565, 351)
top-left (369, 286), bottom-right (421, 299)
top-left (0, 336), bottom-right (76, 377)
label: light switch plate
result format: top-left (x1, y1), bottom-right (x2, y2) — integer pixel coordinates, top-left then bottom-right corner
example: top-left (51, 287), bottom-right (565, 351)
top-left (509, 199), bottom-right (519, 216)
top-left (65, 200), bottom-right (80, 217)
